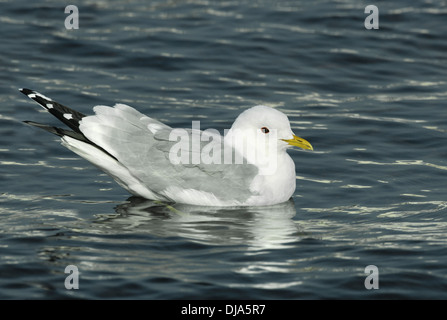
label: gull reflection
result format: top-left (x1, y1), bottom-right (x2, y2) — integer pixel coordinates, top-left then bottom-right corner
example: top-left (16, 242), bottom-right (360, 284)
top-left (101, 196), bottom-right (305, 251)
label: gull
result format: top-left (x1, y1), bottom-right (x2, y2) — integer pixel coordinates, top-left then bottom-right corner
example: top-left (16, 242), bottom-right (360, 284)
top-left (20, 88), bottom-right (313, 206)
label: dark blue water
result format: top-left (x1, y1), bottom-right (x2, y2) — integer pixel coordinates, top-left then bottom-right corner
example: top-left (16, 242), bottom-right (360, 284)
top-left (1, 0), bottom-right (447, 299)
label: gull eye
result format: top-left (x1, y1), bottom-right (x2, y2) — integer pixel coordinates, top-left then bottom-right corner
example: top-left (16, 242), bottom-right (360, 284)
top-left (261, 127), bottom-right (270, 134)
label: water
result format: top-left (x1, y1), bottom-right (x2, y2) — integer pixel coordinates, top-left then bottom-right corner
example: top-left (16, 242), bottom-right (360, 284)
top-left (1, 0), bottom-right (447, 299)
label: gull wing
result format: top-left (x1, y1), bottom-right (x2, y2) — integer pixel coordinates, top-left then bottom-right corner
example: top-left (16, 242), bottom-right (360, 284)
top-left (79, 104), bottom-right (259, 205)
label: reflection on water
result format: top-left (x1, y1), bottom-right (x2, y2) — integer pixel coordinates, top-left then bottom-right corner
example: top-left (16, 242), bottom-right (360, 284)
top-left (27, 197), bottom-right (315, 297)
top-left (97, 197), bottom-right (303, 251)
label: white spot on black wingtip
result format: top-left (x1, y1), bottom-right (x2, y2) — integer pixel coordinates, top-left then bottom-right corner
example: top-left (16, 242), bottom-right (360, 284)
top-left (34, 92), bottom-right (52, 101)
top-left (63, 113), bottom-right (73, 120)
top-left (46, 103), bottom-right (54, 109)
top-left (19, 88), bottom-right (53, 102)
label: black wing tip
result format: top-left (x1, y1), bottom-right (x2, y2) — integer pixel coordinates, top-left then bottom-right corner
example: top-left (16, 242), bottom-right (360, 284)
top-left (19, 88), bottom-right (53, 104)
top-left (19, 88), bottom-right (33, 95)
top-left (20, 90), bottom-right (118, 161)
top-left (23, 120), bottom-right (44, 126)
top-left (19, 88), bottom-right (87, 134)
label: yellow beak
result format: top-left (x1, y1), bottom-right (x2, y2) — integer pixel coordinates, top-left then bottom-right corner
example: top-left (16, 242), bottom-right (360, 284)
top-left (281, 134), bottom-right (313, 151)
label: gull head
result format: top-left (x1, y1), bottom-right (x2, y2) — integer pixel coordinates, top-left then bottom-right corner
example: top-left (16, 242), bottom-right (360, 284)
top-left (225, 105), bottom-right (313, 164)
